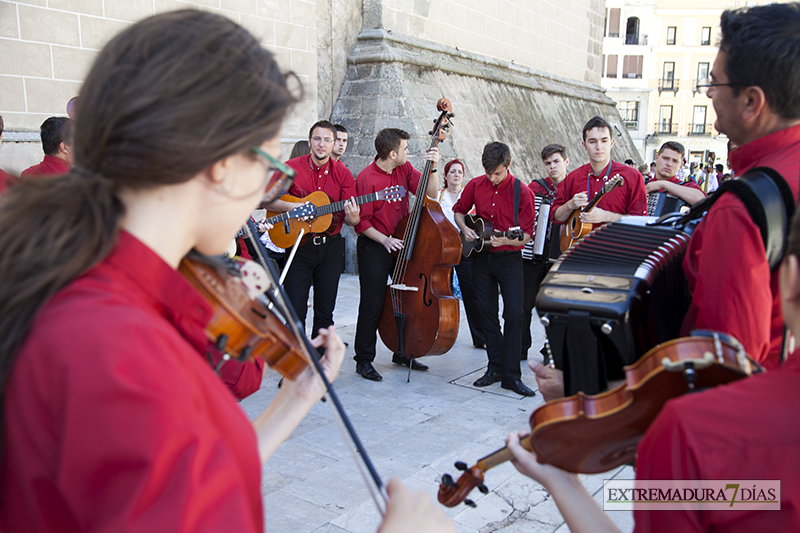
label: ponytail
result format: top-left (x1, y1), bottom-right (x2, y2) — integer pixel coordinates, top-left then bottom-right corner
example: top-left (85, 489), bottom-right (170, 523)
top-left (0, 172), bottom-right (124, 428)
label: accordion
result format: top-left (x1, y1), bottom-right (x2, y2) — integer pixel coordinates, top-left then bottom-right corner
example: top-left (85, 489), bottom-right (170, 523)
top-left (647, 191), bottom-right (686, 217)
top-left (523, 195), bottom-right (561, 263)
top-left (536, 219), bottom-right (691, 395)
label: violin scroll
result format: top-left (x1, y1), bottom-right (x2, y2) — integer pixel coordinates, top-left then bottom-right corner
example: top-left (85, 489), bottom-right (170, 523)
top-left (437, 461), bottom-right (488, 508)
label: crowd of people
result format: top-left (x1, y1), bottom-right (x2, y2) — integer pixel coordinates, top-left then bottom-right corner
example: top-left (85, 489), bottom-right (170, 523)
top-left (0, 2), bottom-right (799, 531)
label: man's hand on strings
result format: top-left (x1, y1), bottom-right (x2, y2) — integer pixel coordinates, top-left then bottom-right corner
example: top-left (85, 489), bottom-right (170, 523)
top-left (383, 236), bottom-right (404, 253)
top-left (344, 197), bottom-right (360, 226)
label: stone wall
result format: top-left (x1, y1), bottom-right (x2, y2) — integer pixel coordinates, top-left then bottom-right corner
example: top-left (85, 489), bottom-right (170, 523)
top-left (333, 30), bottom-right (638, 272)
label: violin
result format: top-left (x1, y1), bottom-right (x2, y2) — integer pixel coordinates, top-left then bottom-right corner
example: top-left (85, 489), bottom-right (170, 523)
top-left (438, 331), bottom-right (763, 507)
top-left (178, 250), bottom-right (308, 380)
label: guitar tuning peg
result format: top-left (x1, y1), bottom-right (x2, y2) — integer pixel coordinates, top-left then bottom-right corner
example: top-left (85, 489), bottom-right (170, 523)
top-left (464, 499), bottom-right (477, 508)
top-left (477, 484), bottom-right (489, 494)
top-left (454, 461), bottom-right (468, 471)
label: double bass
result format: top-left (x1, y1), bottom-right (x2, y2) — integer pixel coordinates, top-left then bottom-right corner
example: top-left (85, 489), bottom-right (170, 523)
top-left (377, 99), bottom-right (462, 364)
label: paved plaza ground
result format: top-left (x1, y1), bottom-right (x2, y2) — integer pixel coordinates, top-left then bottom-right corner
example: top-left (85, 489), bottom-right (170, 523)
top-left (241, 274), bottom-right (634, 533)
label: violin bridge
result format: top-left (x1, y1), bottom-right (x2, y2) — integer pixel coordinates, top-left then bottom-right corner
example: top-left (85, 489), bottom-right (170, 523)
top-left (389, 284), bottom-right (418, 291)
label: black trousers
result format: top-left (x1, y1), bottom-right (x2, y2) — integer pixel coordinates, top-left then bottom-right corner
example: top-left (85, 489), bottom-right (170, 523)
top-left (472, 251), bottom-right (523, 382)
top-left (354, 236), bottom-right (396, 363)
top-left (454, 255), bottom-right (485, 346)
top-left (282, 234), bottom-right (345, 338)
top-left (521, 259), bottom-right (553, 358)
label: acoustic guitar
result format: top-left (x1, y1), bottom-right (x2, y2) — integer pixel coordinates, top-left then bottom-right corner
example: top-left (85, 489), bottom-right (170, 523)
top-left (266, 186), bottom-right (406, 248)
top-left (461, 214), bottom-right (524, 257)
top-left (559, 175), bottom-right (623, 252)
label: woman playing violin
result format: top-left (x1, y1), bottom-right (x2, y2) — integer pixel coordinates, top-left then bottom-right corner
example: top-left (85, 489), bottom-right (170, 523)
top-left (0, 11), bottom-right (451, 533)
top-left (507, 210), bottom-right (800, 531)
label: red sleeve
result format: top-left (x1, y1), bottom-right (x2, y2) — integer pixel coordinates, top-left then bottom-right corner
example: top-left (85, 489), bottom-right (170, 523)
top-left (633, 403), bottom-right (705, 533)
top-left (519, 185), bottom-right (536, 235)
top-left (453, 179), bottom-right (476, 215)
top-left (625, 171), bottom-right (648, 216)
top-left (682, 195), bottom-right (773, 363)
top-left (681, 180), bottom-right (706, 194)
top-left (405, 163), bottom-right (423, 197)
top-left (354, 171), bottom-right (376, 234)
top-left (213, 346), bottom-right (266, 399)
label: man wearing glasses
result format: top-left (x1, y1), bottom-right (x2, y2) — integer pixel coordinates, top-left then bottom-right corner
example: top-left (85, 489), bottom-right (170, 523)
top-left (269, 120), bottom-right (359, 344)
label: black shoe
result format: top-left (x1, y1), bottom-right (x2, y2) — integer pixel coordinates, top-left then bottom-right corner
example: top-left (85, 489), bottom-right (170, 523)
top-left (473, 371), bottom-right (502, 387)
top-left (356, 361), bottom-right (382, 381)
top-left (392, 353), bottom-right (429, 371)
top-left (502, 379), bottom-right (536, 397)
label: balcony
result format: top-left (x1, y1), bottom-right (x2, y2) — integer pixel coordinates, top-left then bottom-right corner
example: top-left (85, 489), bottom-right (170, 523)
top-left (624, 35), bottom-right (648, 45)
top-left (658, 79), bottom-right (680, 95)
top-left (654, 122), bottom-right (678, 135)
top-left (688, 123), bottom-right (713, 136)
top-left (623, 120), bottom-right (639, 130)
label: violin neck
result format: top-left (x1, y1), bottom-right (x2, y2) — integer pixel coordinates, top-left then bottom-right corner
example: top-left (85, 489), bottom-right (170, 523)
top-left (476, 434), bottom-right (533, 471)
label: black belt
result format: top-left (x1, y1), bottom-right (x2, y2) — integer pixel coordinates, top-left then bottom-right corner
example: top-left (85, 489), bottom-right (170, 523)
top-left (311, 233), bottom-right (341, 245)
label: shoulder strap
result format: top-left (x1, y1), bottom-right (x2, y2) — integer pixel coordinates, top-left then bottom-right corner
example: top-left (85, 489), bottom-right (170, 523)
top-left (514, 178), bottom-right (520, 227)
top-left (534, 178), bottom-right (556, 197)
top-left (671, 167), bottom-right (795, 271)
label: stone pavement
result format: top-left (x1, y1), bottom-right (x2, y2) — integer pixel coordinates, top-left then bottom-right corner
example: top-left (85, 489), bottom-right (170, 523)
top-left (241, 274), bottom-right (634, 533)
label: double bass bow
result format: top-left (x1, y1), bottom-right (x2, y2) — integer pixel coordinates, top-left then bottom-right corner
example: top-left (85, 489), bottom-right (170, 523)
top-left (377, 98), bottom-right (462, 373)
top-left (438, 331), bottom-right (762, 507)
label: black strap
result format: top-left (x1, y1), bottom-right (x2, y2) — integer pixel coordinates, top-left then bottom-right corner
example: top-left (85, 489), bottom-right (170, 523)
top-left (514, 178), bottom-right (520, 228)
top-left (534, 178), bottom-right (556, 198)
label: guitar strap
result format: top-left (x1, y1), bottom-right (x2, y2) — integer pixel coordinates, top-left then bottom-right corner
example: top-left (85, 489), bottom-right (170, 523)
top-left (534, 178), bottom-right (556, 199)
top-left (514, 178), bottom-right (520, 228)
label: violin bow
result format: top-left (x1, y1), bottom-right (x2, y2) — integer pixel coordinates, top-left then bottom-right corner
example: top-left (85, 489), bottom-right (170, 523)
top-left (244, 220), bottom-right (388, 515)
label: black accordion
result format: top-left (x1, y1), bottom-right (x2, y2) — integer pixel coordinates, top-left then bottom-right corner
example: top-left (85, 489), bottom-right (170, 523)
top-left (536, 220), bottom-right (691, 395)
top-left (647, 191), bottom-right (686, 217)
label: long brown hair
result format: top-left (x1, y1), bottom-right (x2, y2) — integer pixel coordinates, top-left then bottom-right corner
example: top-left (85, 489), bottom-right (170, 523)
top-left (0, 10), bottom-right (296, 444)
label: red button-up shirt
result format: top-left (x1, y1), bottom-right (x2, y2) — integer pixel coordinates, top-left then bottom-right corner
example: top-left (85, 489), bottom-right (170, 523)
top-left (0, 232), bottom-right (263, 532)
top-left (286, 155), bottom-right (356, 236)
top-left (20, 154), bottom-right (71, 178)
top-left (0, 168), bottom-right (16, 193)
top-left (453, 171), bottom-right (535, 252)
top-left (682, 124), bottom-right (800, 369)
top-left (355, 160), bottom-right (423, 236)
top-left (551, 160), bottom-right (647, 224)
top-left (634, 351), bottom-right (800, 532)
top-left (529, 176), bottom-right (559, 200)
top-left (651, 175), bottom-right (705, 193)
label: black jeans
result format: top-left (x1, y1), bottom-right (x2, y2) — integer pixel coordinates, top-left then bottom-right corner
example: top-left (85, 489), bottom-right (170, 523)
top-left (472, 251), bottom-right (524, 382)
top-left (354, 236), bottom-right (396, 363)
top-left (282, 234), bottom-right (345, 338)
top-left (521, 259), bottom-right (553, 358)
top-left (454, 255), bottom-right (485, 346)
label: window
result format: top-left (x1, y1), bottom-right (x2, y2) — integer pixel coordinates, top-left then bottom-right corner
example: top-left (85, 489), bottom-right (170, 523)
top-left (625, 17), bottom-right (640, 45)
top-left (662, 61), bottom-right (675, 90)
top-left (692, 106), bottom-right (708, 134)
top-left (607, 55), bottom-right (618, 78)
top-left (659, 105), bottom-right (674, 133)
top-left (622, 55), bottom-right (643, 78)
top-left (608, 8), bottom-right (621, 38)
top-left (666, 26), bottom-right (676, 45)
top-left (696, 62), bottom-right (710, 92)
top-left (619, 101), bottom-right (639, 129)
top-left (701, 26), bottom-right (711, 45)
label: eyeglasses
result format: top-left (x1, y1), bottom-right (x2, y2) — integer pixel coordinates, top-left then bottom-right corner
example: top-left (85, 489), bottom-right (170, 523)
top-left (311, 136), bottom-right (334, 144)
top-left (253, 146), bottom-right (295, 203)
top-left (695, 77), bottom-right (743, 95)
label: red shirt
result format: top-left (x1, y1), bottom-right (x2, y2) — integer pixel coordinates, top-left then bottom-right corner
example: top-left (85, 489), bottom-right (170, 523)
top-left (0, 232), bottom-right (263, 532)
top-left (551, 160), bottom-right (647, 224)
top-left (453, 171), bottom-right (535, 252)
top-left (634, 352), bottom-right (800, 532)
top-left (20, 154), bottom-right (70, 178)
top-left (286, 155), bottom-right (356, 236)
top-left (682, 124), bottom-right (800, 369)
top-left (529, 176), bottom-right (560, 200)
top-left (355, 160), bottom-right (423, 236)
top-left (0, 168), bottom-right (17, 193)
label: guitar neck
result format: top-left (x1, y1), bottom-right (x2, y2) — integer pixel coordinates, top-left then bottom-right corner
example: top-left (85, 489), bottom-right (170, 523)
top-left (316, 191), bottom-right (380, 216)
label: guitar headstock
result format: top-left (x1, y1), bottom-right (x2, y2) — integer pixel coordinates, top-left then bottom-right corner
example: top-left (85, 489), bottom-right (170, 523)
top-left (437, 461), bottom-right (489, 508)
top-left (377, 185), bottom-right (407, 203)
top-left (603, 175), bottom-right (624, 193)
top-left (507, 226), bottom-right (524, 241)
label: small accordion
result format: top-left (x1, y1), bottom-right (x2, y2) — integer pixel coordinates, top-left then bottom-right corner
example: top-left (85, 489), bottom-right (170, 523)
top-left (523, 195), bottom-right (561, 263)
top-left (647, 191), bottom-right (686, 217)
top-left (536, 219), bottom-right (691, 395)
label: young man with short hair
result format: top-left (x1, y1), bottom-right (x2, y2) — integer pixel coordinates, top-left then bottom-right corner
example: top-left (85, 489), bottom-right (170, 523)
top-left (454, 142), bottom-right (536, 396)
top-left (551, 116), bottom-right (647, 227)
top-left (353, 128), bottom-right (440, 381)
top-left (270, 120), bottom-right (359, 341)
top-left (521, 144), bottom-right (569, 360)
top-left (21, 117), bottom-right (73, 178)
top-left (331, 124), bottom-right (348, 162)
top-left (645, 141), bottom-right (706, 205)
